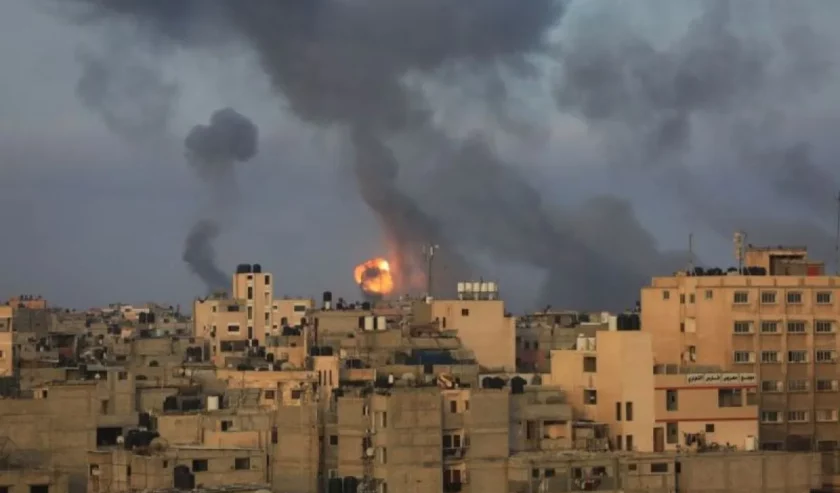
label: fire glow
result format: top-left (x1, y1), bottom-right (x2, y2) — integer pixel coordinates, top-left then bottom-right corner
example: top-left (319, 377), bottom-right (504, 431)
top-left (354, 257), bottom-right (394, 296)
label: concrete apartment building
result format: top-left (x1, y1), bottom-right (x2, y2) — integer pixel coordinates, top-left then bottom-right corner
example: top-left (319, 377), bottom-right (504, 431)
top-left (641, 244), bottom-right (840, 451)
top-left (550, 330), bottom-right (759, 453)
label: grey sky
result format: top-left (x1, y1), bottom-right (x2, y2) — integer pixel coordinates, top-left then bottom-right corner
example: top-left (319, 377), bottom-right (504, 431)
top-left (1, 0), bottom-right (839, 312)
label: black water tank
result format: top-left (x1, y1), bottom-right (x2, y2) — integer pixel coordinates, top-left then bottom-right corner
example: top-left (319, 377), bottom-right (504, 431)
top-left (173, 465), bottom-right (195, 490)
top-left (323, 291), bottom-right (333, 302)
top-left (253, 264), bottom-right (262, 273)
top-left (163, 396), bottom-right (178, 412)
top-left (266, 353), bottom-right (275, 363)
top-left (361, 301), bottom-right (372, 311)
top-left (510, 376), bottom-right (527, 395)
top-left (343, 477), bottom-right (359, 493)
top-left (328, 478), bottom-right (343, 493)
top-left (138, 412), bottom-right (152, 429)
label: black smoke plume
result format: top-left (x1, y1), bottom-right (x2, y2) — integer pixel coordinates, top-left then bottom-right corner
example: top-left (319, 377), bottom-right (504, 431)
top-left (62, 1), bottom-right (840, 310)
top-left (183, 107), bottom-right (259, 291)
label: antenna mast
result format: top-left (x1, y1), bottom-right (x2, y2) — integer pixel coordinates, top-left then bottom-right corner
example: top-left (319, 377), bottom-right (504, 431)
top-left (422, 244), bottom-right (439, 298)
top-left (688, 233), bottom-right (695, 273)
top-left (734, 231), bottom-right (746, 273)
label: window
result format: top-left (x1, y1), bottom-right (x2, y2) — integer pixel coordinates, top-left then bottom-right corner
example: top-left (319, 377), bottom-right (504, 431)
top-left (583, 389), bottom-right (597, 404)
top-left (460, 308), bottom-right (469, 316)
top-left (817, 291), bottom-right (833, 304)
top-left (787, 410), bottom-right (808, 423)
top-left (760, 321), bottom-right (778, 333)
top-left (30, 486), bottom-right (49, 493)
top-left (787, 380), bottom-right (808, 392)
top-left (746, 389), bottom-right (758, 406)
top-left (666, 422), bottom-right (678, 444)
top-left (787, 321), bottom-right (806, 333)
top-left (247, 306), bottom-right (253, 320)
top-left (450, 401), bottom-right (457, 413)
top-left (227, 324), bottom-right (240, 333)
top-left (583, 356), bottom-right (597, 373)
top-left (733, 321), bottom-right (752, 334)
top-left (626, 435), bottom-right (634, 451)
top-left (118, 371), bottom-right (128, 380)
top-left (616, 435), bottom-right (623, 450)
top-left (377, 447), bottom-right (387, 465)
top-left (100, 400), bottom-right (109, 414)
top-left (819, 441), bottom-right (839, 451)
top-left (705, 424), bottom-right (715, 433)
top-left (761, 380), bottom-right (782, 392)
top-left (615, 402), bottom-right (622, 421)
top-left (271, 426), bottom-right (278, 444)
top-left (377, 411), bottom-right (388, 429)
top-left (733, 291), bottom-right (749, 304)
top-left (818, 380), bottom-right (839, 392)
top-left (680, 294), bottom-right (685, 304)
top-left (787, 291), bottom-right (803, 304)
top-left (689, 294), bottom-right (695, 303)
top-left (264, 390), bottom-right (276, 400)
top-left (816, 321), bottom-right (834, 333)
top-left (329, 435), bottom-right (338, 446)
top-left (650, 463), bottom-right (669, 474)
top-left (760, 411), bottom-right (781, 423)
top-left (625, 402), bottom-right (633, 421)
top-left (760, 351), bottom-right (779, 363)
top-left (221, 420), bottom-right (233, 431)
top-left (662, 290), bottom-right (670, 300)
top-left (817, 350), bottom-right (836, 363)
top-left (788, 350), bottom-right (808, 363)
top-left (666, 390), bottom-right (678, 411)
top-left (234, 458), bottom-right (250, 470)
top-left (733, 351), bottom-right (753, 363)
top-left (293, 304), bottom-right (307, 313)
top-left (760, 291), bottom-right (777, 304)
top-left (817, 410), bottom-right (839, 422)
top-left (718, 389), bottom-right (742, 408)
top-left (192, 459), bottom-right (208, 472)
top-left (247, 287), bottom-right (253, 300)
top-left (705, 290), bottom-right (713, 300)
top-left (264, 274), bottom-right (271, 284)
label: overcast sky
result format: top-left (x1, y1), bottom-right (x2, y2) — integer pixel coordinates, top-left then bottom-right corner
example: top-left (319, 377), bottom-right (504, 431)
top-left (2, 0), bottom-right (839, 312)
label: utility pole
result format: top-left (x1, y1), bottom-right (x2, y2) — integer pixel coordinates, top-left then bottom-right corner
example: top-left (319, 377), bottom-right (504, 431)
top-left (422, 244), bottom-right (439, 298)
top-left (688, 233), bottom-right (695, 274)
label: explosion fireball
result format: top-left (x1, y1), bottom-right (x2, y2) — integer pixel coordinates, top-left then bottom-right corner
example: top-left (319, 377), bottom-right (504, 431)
top-left (354, 257), bottom-right (394, 297)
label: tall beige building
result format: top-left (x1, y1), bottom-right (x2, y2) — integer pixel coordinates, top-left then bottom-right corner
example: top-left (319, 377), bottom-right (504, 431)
top-left (231, 263), bottom-right (274, 343)
top-left (641, 245), bottom-right (840, 451)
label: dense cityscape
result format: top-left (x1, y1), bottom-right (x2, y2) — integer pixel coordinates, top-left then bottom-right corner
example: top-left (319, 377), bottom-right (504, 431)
top-left (1, 241), bottom-right (838, 493)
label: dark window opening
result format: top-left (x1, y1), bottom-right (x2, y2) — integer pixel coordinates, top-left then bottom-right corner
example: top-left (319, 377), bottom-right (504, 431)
top-left (234, 458), bottom-right (250, 470)
top-left (461, 308), bottom-right (469, 316)
top-left (651, 463), bottom-right (669, 473)
top-left (330, 435), bottom-right (338, 446)
top-left (96, 427), bottom-right (122, 447)
top-left (192, 459), bottom-right (208, 472)
top-left (30, 485), bottom-right (49, 493)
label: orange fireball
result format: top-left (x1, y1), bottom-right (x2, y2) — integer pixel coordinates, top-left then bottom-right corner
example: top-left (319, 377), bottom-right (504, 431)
top-left (354, 257), bottom-right (394, 296)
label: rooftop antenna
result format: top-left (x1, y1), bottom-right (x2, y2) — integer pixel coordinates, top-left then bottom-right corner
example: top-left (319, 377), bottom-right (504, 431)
top-left (734, 231), bottom-right (746, 273)
top-left (835, 191), bottom-right (840, 275)
top-left (687, 233), bottom-right (695, 274)
top-left (422, 244), bottom-right (439, 298)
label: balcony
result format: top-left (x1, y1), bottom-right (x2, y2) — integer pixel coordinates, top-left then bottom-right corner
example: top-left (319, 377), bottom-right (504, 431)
top-left (443, 447), bottom-right (467, 461)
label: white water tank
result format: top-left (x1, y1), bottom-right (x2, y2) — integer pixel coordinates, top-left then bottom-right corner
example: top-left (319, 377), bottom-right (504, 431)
top-left (744, 435), bottom-right (757, 451)
top-left (457, 282), bottom-right (465, 293)
top-left (364, 316), bottom-right (375, 331)
top-left (375, 316), bottom-right (387, 331)
top-left (207, 395), bottom-right (220, 411)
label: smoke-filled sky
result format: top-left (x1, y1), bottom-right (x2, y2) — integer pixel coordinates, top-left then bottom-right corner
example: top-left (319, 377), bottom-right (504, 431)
top-left (2, 0), bottom-right (840, 312)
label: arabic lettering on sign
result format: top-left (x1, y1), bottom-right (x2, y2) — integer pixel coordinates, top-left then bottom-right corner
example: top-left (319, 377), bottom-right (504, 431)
top-left (685, 373), bottom-right (756, 385)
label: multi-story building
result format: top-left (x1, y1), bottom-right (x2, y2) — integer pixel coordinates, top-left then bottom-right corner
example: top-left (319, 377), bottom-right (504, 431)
top-left (231, 263), bottom-right (275, 344)
top-left (641, 244), bottom-right (840, 451)
top-left (550, 330), bottom-right (759, 453)
top-left (0, 305), bottom-right (13, 378)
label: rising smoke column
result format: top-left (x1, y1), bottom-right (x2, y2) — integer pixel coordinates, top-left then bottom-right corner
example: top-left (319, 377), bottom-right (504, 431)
top-left (64, 0), bottom-right (564, 297)
top-left (183, 107), bottom-right (259, 292)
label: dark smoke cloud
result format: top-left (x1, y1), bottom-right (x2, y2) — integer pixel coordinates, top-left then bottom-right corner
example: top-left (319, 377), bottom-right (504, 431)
top-left (60, 0), bottom-right (840, 311)
top-left (183, 219), bottom-right (228, 292)
top-left (550, 1), bottom-right (839, 279)
top-left (63, 0), bottom-right (563, 299)
top-left (183, 107), bottom-right (259, 292)
top-left (75, 46), bottom-right (177, 139)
